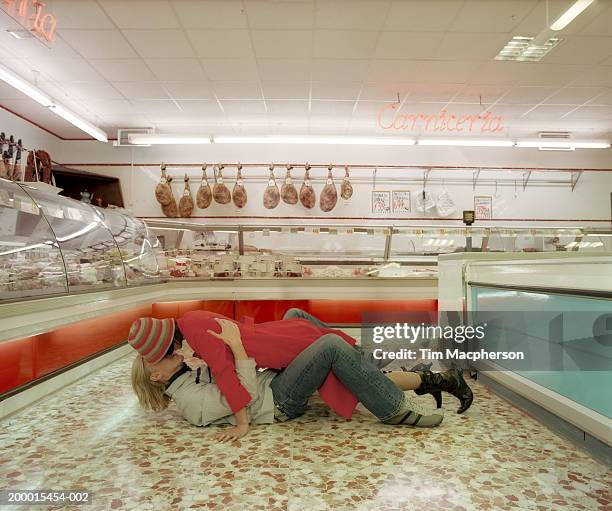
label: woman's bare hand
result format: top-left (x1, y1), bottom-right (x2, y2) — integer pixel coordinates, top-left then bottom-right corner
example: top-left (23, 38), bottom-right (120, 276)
top-left (214, 423), bottom-right (250, 443)
top-left (207, 318), bottom-right (242, 348)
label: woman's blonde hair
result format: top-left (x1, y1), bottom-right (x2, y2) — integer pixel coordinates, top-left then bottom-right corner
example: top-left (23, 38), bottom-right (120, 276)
top-left (131, 356), bottom-right (170, 411)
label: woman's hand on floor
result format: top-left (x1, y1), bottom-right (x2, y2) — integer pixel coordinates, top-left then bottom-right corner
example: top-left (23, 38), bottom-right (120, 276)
top-left (214, 424), bottom-right (250, 443)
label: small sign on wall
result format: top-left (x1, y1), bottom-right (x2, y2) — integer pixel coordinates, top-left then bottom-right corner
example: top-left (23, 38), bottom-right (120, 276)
top-left (474, 196), bottom-right (492, 220)
top-left (372, 191), bottom-right (391, 214)
top-left (392, 191), bottom-right (411, 213)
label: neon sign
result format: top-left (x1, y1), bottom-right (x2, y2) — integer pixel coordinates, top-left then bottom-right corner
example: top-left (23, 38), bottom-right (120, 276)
top-left (2, 0), bottom-right (57, 43)
top-left (377, 103), bottom-right (505, 134)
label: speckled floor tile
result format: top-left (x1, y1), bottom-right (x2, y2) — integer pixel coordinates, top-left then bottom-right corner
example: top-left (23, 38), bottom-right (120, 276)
top-left (1, 354), bottom-right (610, 511)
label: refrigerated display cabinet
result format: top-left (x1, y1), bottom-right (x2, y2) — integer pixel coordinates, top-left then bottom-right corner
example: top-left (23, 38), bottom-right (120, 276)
top-left (0, 178), bottom-right (161, 303)
top-left (143, 219), bottom-right (612, 282)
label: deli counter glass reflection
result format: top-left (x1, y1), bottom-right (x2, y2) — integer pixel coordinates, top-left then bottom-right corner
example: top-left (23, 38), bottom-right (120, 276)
top-left (145, 220), bottom-right (610, 281)
top-left (0, 178), bottom-right (161, 303)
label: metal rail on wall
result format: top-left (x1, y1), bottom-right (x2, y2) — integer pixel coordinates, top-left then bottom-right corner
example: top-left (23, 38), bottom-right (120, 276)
top-left (58, 162), bottom-right (612, 192)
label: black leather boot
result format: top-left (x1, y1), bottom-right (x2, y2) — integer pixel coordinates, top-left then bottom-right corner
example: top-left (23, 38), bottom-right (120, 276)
top-left (414, 368), bottom-right (473, 414)
top-left (408, 362), bottom-right (442, 409)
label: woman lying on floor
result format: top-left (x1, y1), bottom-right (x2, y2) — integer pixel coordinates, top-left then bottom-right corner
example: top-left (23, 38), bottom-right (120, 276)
top-left (128, 309), bottom-right (473, 441)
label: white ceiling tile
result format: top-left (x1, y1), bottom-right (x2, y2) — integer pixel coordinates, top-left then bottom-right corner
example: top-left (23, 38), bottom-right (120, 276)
top-left (55, 81), bottom-right (123, 101)
top-left (414, 61), bottom-right (482, 84)
top-left (262, 82), bottom-right (310, 100)
top-left (246, 1), bottom-right (314, 29)
top-left (512, 0), bottom-right (576, 35)
top-left (201, 59), bottom-right (259, 81)
top-left (352, 100), bottom-right (392, 118)
top-left (359, 83), bottom-right (402, 101)
top-left (569, 66), bottom-right (612, 86)
top-left (83, 99), bottom-right (134, 115)
top-left (122, 30), bottom-right (195, 58)
top-left (113, 82), bottom-right (170, 100)
top-left (267, 100), bottom-right (310, 115)
top-left (98, 0), bottom-right (180, 28)
top-left (251, 30), bottom-right (312, 58)
top-left (51, 0), bottom-right (116, 29)
top-left (314, 30), bottom-right (379, 59)
top-left (545, 36), bottom-right (612, 66)
top-left (131, 100), bottom-right (181, 114)
top-left (579, 5), bottom-right (612, 36)
top-left (222, 100), bottom-right (267, 114)
top-left (562, 105), bottom-right (612, 120)
top-left (520, 105), bottom-right (575, 120)
top-left (257, 59), bottom-right (312, 81)
top-left (436, 33), bottom-right (510, 61)
top-left (145, 59), bottom-right (208, 81)
top-left (544, 87), bottom-right (607, 105)
top-left (0, 30), bottom-right (77, 61)
top-left (375, 32), bottom-right (443, 59)
top-left (175, 100), bottom-right (222, 114)
top-left (450, 0), bottom-right (537, 33)
top-left (453, 84), bottom-right (512, 104)
top-left (311, 59), bottom-right (370, 82)
top-left (60, 30), bottom-right (138, 58)
top-left (187, 30), bottom-right (254, 58)
top-left (310, 100), bottom-right (355, 115)
top-left (162, 82), bottom-right (213, 99)
top-left (30, 58), bottom-right (104, 83)
top-left (212, 81), bottom-right (262, 99)
top-left (469, 61), bottom-right (584, 86)
top-left (384, 1), bottom-right (463, 31)
top-left (89, 59), bottom-right (156, 81)
top-left (404, 83), bottom-right (464, 102)
top-left (587, 89), bottom-right (612, 105)
top-left (311, 82), bottom-right (362, 100)
top-left (366, 60), bottom-right (421, 83)
top-left (171, 0), bottom-right (248, 28)
top-left (499, 86), bottom-right (558, 105)
top-left (315, 1), bottom-right (388, 30)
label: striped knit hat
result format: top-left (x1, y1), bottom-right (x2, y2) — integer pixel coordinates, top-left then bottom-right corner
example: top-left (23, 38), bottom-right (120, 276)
top-left (127, 317), bottom-right (175, 364)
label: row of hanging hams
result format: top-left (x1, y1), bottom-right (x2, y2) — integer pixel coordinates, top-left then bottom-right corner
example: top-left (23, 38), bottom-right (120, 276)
top-left (154, 163), bottom-right (354, 218)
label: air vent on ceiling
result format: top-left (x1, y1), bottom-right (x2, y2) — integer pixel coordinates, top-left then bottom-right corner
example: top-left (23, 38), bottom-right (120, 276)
top-left (537, 131), bottom-right (574, 151)
top-left (114, 128), bottom-right (154, 147)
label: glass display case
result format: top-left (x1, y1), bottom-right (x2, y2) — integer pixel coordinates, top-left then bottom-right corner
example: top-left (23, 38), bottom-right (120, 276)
top-left (144, 219), bottom-right (612, 282)
top-left (0, 178), bottom-right (161, 303)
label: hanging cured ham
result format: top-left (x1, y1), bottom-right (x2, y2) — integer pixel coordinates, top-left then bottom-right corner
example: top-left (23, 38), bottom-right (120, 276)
top-left (213, 165), bottom-right (231, 204)
top-left (320, 165), bottom-right (338, 212)
top-left (178, 174), bottom-right (194, 218)
top-left (11, 139), bottom-right (23, 181)
top-left (161, 175), bottom-right (179, 218)
top-left (281, 165), bottom-right (298, 205)
top-left (232, 163), bottom-right (247, 208)
top-left (263, 164), bottom-right (280, 209)
top-left (0, 133), bottom-right (6, 178)
top-left (299, 163), bottom-right (316, 209)
top-left (155, 164), bottom-right (173, 206)
top-left (340, 165), bottom-right (353, 200)
top-left (196, 164), bottom-right (212, 209)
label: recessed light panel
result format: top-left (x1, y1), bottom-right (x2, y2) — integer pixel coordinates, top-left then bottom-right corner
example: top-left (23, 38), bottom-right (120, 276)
top-left (495, 36), bottom-right (561, 62)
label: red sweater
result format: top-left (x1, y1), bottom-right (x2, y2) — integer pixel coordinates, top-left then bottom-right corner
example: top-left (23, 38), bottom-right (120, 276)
top-left (177, 310), bottom-right (358, 419)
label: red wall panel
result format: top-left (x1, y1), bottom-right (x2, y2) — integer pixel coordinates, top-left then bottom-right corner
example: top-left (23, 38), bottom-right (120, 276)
top-left (235, 300), bottom-right (310, 323)
top-left (0, 336), bottom-right (35, 394)
top-left (307, 299), bottom-right (438, 324)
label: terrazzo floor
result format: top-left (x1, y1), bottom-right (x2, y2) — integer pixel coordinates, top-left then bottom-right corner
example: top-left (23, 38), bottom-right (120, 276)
top-left (1, 354), bottom-right (611, 511)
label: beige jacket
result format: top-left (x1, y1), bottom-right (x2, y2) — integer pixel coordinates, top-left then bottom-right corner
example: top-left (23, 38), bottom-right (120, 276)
top-left (164, 359), bottom-right (277, 427)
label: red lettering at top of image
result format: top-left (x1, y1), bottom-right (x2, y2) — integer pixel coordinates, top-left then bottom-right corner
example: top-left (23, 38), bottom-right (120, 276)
top-left (377, 103), bottom-right (505, 134)
top-left (2, 0), bottom-right (57, 43)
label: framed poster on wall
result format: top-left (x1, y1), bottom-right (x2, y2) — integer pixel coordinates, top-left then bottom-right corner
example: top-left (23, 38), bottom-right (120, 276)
top-left (474, 196), bottom-right (492, 220)
top-left (392, 191), bottom-right (411, 213)
top-left (372, 191), bottom-right (391, 214)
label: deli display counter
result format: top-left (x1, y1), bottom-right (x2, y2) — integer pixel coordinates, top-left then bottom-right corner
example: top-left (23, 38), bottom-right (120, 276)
top-left (0, 178), bottom-right (161, 303)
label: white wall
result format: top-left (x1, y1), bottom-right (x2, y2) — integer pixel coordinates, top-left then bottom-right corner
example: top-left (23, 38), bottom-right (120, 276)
top-left (54, 139), bottom-right (612, 228)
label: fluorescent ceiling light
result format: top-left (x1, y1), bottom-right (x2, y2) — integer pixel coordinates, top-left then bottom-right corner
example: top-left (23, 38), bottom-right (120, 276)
top-left (214, 135), bottom-right (416, 146)
top-left (495, 35), bottom-right (561, 62)
top-left (550, 0), bottom-right (595, 30)
top-left (0, 63), bottom-right (53, 107)
top-left (49, 105), bottom-right (108, 142)
top-left (515, 139), bottom-right (610, 149)
top-left (418, 139), bottom-right (514, 147)
top-left (128, 134), bottom-right (213, 145)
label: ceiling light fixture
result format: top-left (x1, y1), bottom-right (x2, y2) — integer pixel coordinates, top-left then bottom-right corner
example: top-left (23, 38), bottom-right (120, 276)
top-left (515, 139), bottom-right (610, 149)
top-left (128, 134), bottom-right (213, 145)
top-left (495, 35), bottom-right (561, 62)
top-left (0, 62), bottom-right (53, 107)
top-left (49, 105), bottom-right (108, 142)
top-left (215, 135), bottom-right (416, 146)
top-left (550, 0), bottom-right (595, 30)
top-left (417, 139), bottom-right (514, 147)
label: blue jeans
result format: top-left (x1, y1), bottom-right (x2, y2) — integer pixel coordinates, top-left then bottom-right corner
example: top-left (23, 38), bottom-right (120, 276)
top-left (282, 308), bottom-right (392, 370)
top-left (270, 333), bottom-right (406, 422)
